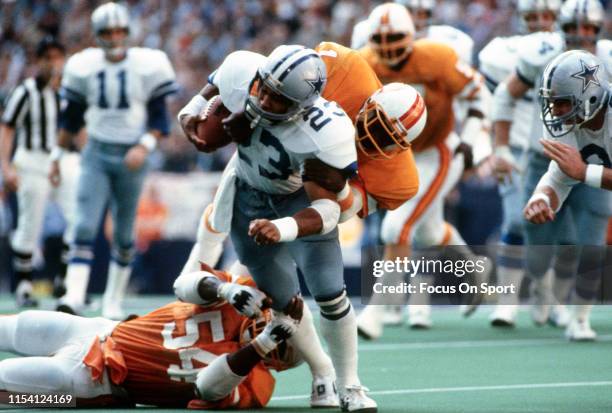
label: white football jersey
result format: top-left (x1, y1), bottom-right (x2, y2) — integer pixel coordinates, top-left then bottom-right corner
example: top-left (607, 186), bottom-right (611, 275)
top-left (516, 33), bottom-right (612, 153)
top-left (62, 47), bottom-right (177, 145)
top-left (479, 35), bottom-right (535, 150)
top-left (543, 103), bottom-right (612, 188)
top-left (350, 19), bottom-right (370, 50)
top-left (209, 51), bottom-right (357, 195)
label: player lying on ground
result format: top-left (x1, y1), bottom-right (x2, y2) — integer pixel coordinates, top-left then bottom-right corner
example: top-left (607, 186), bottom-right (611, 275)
top-left (0, 265), bottom-right (304, 408)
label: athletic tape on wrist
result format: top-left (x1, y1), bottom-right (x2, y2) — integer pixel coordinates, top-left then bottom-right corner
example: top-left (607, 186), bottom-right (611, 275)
top-left (585, 164), bottom-right (603, 188)
top-left (270, 217), bottom-right (299, 242)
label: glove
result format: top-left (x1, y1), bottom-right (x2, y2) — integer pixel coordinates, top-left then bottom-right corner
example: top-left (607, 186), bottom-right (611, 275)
top-left (217, 282), bottom-right (269, 318)
top-left (252, 311), bottom-right (301, 355)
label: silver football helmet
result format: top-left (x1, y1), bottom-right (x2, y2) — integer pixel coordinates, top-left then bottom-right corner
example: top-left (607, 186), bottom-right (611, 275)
top-left (559, 0), bottom-right (604, 49)
top-left (540, 50), bottom-right (609, 137)
top-left (91, 2), bottom-right (130, 59)
top-left (245, 45), bottom-right (327, 126)
top-left (517, 0), bottom-right (561, 32)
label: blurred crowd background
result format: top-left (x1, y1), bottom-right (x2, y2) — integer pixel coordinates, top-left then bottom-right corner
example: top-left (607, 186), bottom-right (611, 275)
top-left (0, 0), bottom-right (610, 294)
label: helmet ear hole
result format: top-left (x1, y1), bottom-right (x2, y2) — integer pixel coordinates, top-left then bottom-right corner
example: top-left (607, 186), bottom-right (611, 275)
top-left (589, 96), bottom-right (597, 104)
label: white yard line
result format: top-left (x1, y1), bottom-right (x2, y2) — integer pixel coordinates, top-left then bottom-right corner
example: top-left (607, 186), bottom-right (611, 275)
top-left (272, 380), bottom-right (612, 401)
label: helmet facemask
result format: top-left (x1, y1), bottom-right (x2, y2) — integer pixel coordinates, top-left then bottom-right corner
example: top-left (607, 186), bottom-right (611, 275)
top-left (562, 22), bottom-right (601, 51)
top-left (96, 27), bottom-right (129, 60)
top-left (369, 32), bottom-right (413, 67)
top-left (540, 89), bottom-right (607, 138)
top-left (356, 100), bottom-right (411, 159)
top-left (245, 71), bottom-right (304, 127)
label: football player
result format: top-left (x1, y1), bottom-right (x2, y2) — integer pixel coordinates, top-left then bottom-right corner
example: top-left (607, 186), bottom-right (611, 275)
top-left (351, 0), bottom-right (474, 65)
top-left (524, 50), bottom-right (611, 340)
top-left (178, 45), bottom-right (377, 412)
top-left (48, 2), bottom-right (178, 319)
top-left (479, 0), bottom-right (562, 327)
top-left (0, 37), bottom-right (79, 307)
top-left (0, 265), bottom-right (303, 408)
top-left (492, 0), bottom-right (611, 339)
top-left (356, 2), bottom-right (492, 334)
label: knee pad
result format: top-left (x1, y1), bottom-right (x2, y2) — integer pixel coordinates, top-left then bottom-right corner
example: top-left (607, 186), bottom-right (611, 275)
top-left (316, 289), bottom-right (351, 321)
top-left (412, 223), bottom-right (446, 248)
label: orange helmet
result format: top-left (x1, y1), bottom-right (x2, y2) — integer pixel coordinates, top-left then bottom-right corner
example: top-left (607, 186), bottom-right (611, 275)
top-left (239, 310), bottom-right (303, 372)
top-left (367, 3), bottom-right (415, 66)
top-left (356, 83), bottom-right (427, 159)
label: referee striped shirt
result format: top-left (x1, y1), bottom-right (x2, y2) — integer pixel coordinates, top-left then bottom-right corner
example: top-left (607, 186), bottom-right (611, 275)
top-left (1, 77), bottom-right (60, 152)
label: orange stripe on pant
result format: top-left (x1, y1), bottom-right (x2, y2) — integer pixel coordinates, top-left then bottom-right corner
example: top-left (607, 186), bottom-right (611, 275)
top-left (397, 142), bottom-right (451, 245)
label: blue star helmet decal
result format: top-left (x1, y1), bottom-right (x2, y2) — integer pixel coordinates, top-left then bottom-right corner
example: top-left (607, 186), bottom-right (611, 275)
top-left (305, 68), bottom-right (325, 94)
top-left (570, 60), bottom-right (600, 93)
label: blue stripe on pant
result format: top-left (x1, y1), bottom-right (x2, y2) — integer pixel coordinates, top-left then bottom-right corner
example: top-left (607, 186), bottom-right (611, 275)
top-left (72, 139), bottom-right (147, 265)
top-left (230, 180), bottom-right (344, 311)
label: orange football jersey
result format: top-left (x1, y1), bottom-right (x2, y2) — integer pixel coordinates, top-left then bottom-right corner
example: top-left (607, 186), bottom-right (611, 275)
top-left (359, 39), bottom-right (481, 153)
top-left (83, 271), bottom-right (275, 408)
top-left (317, 41), bottom-right (419, 211)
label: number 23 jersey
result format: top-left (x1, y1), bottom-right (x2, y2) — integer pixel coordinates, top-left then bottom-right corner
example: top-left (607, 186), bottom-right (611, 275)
top-left (209, 50), bottom-right (357, 195)
top-left (61, 47), bottom-right (177, 144)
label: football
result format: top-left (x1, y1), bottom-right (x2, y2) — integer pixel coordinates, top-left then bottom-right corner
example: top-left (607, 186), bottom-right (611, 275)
top-left (195, 95), bottom-right (232, 152)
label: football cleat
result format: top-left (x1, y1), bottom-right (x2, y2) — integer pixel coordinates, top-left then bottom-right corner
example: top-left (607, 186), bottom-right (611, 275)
top-left (548, 304), bottom-right (571, 328)
top-left (310, 374), bottom-right (339, 408)
top-left (52, 276), bottom-right (67, 298)
top-left (15, 280), bottom-right (38, 308)
top-left (407, 305), bottom-right (432, 329)
top-left (490, 305), bottom-right (518, 328)
top-left (340, 385), bottom-right (377, 413)
top-left (565, 317), bottom-right (597, 341)
top-left (356, 305), bottom-right (384, 340)
top-left (382, 305), bottom-right (404, 326)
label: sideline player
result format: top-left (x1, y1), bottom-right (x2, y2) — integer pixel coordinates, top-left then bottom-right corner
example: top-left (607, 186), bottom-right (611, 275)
top-left (0, 265), bottom-right (302, 408)
top-left (179, 45), bottom-right (377, 412)
top-left (492, 0), bottom-right (611, 338)
top-left (0, 37), bottom-right (79, 307)
top-left (524, 50), bottom-right (611, 340)
top-left (49, 2), bottom-right (178, 319)
top-left (479, 0), bottom-right (562, 327)
top-left (356, 2), bottom-right (491, 335)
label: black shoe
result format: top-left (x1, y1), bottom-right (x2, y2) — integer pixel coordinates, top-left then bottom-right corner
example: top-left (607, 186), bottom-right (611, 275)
top-left (52, 277), bottom-right (67, 298)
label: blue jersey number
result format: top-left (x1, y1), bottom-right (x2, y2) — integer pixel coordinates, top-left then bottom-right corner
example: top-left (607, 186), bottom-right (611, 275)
top-left (97, 70), bottom-right (130, 109)
top-left (303, 102), bottom-right (345, 132)
top-left (580, 144), bottom-right (611, 168)
top-left (538, 41), bottom-right (554, 56)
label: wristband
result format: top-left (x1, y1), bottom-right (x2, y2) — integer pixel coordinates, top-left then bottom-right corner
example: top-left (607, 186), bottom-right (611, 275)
top-left (177, 94), bottom-right (208, 121)
top-left (139, 132), bottom-right (157, 152)
top-left (50, 146), bottom-right (65, 162)
top-left (529, 192), bottom-right (551, 208)
top-left (252, 333), bottom-right (277, 357)
top-left (585, 164), bottom-right (603, 188)
top-left (270, 217), bottom-right (299, 242)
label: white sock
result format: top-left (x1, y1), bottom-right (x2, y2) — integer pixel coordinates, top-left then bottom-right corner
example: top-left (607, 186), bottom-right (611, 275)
top-left (496, 265), bottom-right (524, 306)
top-left (196, 354), bottom-right (244, 401)
top-left (288, 303), bottom-right (335, 378)
top-left (0, 315), bottom-right (17, 352)
top-left (103, 261), bottom-right (131, 305)
top-left (319, 303), bottom-right (360, 390)
top-left (181, 207), bottom-right (228, 275)
top-left (63, 263), bottom-right (90, 306)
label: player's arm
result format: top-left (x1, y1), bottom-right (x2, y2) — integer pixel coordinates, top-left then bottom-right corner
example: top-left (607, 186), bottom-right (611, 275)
top-left (540, 139), bottom-right (612, 191)
top-left (173, 268), bottom-right (270, 318)
top-left (177, 83), bottom-right (219, 145)
top-left (0, 85), bottom-right (29, 192)
top-left (0, 124), bottom-right (17, 192)
top-left (192, 297), bottom-right (301, 407)
top-left (248, 177), bottom-right (341, 245)
top-left (524, 160), bottom-right (574, 224)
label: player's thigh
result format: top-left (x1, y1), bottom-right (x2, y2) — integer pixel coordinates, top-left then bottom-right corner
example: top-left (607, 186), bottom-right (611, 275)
top-left (74, 151), bottom-right (111, 240)
top-left (11, 171), bottom-right (50, 252)
top-left (53, 153), bottom-right (81, 237)
top-left (568, 184), bottom-right (612, 246)
top-left (288, 230), bottom-right (344, 299)
top-left (109, 163), bottom-right (148, 247)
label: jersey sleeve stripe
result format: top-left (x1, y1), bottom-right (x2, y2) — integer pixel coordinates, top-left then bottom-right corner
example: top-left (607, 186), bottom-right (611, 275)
top-left (1, 85), bottom-right (28, 126)
top-left (61, 86), bottom-right (87, 105)
top-left (149, 80), bottom-right (179, 100)
top-left (516, 69), bottom-right (534, 88)
top-left (207, 70), bottom-right (218, 86)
